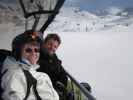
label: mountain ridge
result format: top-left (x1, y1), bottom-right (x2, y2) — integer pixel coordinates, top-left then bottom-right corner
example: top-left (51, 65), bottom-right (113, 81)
top-left (0, 1), bottom-right (133, 32)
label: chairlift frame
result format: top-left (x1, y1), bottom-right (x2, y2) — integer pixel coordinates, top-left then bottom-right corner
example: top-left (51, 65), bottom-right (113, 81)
top-left (19, 0), bottom-right (65, 33)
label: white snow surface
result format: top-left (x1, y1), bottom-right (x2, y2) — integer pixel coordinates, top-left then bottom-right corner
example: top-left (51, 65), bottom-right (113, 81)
top-left (55, 32), bottom-right (133, 100)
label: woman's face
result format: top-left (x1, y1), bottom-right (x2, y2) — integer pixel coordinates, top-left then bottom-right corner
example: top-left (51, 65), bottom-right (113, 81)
top-left (21, 43), bottom-right (40, 65)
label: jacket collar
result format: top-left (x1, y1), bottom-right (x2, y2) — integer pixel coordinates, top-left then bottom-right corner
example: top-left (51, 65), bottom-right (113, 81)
top-left (2, 56), bottom-right (39, 74)
top-left (19, 59), bottom-right (40, 71)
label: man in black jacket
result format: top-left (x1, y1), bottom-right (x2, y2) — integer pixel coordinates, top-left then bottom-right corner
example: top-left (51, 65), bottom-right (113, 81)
top-left (37, 34), bottom-right (68, 99)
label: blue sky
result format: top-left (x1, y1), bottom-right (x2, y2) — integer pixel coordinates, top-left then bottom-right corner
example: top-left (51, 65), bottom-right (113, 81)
top-left (1, 0), bottom-right (133, 12)
top-left (64, 0), bottom-right (133, 11)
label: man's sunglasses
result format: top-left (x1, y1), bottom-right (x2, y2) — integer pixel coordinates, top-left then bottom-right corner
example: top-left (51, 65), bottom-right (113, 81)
top-left (25, 48), bottom-right (40, 53)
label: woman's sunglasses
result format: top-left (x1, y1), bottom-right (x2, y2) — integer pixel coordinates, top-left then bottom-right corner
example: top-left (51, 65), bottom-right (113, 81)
top-left (25, 48), bottom-right (40, 53)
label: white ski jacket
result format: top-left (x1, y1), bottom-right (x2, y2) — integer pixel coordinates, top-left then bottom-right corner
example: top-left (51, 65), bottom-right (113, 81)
top-left (1, 56), bottom-right (59, 100)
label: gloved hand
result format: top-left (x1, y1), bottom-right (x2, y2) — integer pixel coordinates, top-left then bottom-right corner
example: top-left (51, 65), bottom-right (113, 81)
top-left (80, 82), bottom-right (92, 93)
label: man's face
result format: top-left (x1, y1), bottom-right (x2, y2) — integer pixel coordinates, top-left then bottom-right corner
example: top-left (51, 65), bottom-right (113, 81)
top-left (43, 39), bottom-right (60, 55)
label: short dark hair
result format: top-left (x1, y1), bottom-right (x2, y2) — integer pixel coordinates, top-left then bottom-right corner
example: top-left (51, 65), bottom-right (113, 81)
top-left (44, 34), bottom-right (61, 44)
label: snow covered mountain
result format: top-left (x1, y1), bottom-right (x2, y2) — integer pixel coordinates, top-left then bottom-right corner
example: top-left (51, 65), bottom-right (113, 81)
top-left (46, 7), bottom-right (99, 32)
top-left (0, 1), bottom-right (133, 32)
top-left (46, 6), bottom-right (133, 32)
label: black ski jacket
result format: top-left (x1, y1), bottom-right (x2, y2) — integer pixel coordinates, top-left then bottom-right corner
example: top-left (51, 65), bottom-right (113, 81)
top-left (37, 48), bottom-right (68, 89)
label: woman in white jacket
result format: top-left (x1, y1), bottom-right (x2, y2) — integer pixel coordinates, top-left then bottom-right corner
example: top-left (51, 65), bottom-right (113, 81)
top-left (1, 30), bottom-right (59, 100)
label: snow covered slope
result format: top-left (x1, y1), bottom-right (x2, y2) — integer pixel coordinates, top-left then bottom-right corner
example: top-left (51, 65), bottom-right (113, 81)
top-left (46, 7), bottom-right (133, 32)
top-left (56, 31), bottom-right (133, 100)
top-left (0, 0), bottom-right (133, 32)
